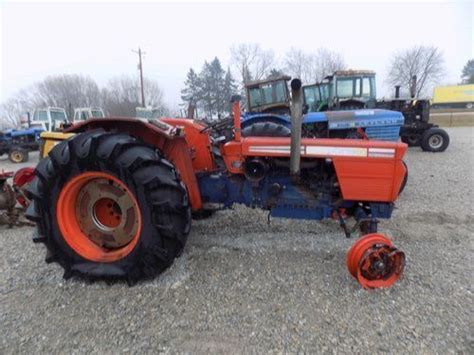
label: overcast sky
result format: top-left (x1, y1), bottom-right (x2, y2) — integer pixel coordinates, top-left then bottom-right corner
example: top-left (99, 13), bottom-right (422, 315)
top-left (1, 0), bottom-right (472, 110)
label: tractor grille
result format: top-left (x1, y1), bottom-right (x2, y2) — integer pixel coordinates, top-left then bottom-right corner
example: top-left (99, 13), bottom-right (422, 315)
top-left (365, 125), bottom-right (401, 141)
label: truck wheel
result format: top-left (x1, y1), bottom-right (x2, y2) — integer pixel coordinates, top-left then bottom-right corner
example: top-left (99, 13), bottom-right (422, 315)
top-left (242, 122), bottom-right (291, 137)
top-left (421, 128), bottom-right (450, 152)
top-left (9, 148), bottom-right (28, 163)
top-left (26, 129), bottom-right (191, 284)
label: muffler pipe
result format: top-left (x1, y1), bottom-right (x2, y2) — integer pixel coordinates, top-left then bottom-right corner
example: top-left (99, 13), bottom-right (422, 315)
top-left (395, 85), bottom-right (400, 99)
top-left (290, 78), bottom-right (303, 177)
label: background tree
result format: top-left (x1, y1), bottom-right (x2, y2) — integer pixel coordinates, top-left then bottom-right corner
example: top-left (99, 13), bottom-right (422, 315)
top-left (311, 48), bottom-right (346, 82)
top-left (387, 45), bottom-right (445, 97)
top-left (461, 59), bottom-right (474, 84)
top-left (0, 89), bottom-right (34, 129)
top-left (284, 47), bottom-right (346, 83)
top-left (31, 74), bottom-right (102, 118)
top-left (230, 43), bottom-right (275, 85)
top-left (181, 68), bottom-right (202, 105)
top-left (102, 75), bottom-right (167, 116)
top-left (284, 48), bottom-right (312, 82)
top-left (267, 68), bottom-right (286, 79)
top-left (181, 58), bottom-right (237, 118)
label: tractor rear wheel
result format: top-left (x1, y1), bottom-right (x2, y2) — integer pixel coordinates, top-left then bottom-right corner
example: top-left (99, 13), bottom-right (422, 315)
top-left (26, 130), bottom-right (191, 284)
top-left (421, 128), bottom-right (449, 152)
top-left (241, 122), bottom-right (291, 137)
top-left (9, 147), bottom-right (29, 163)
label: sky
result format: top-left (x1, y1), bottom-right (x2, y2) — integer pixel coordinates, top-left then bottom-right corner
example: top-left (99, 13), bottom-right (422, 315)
top-left (1, 0), bottom-right (473, 111)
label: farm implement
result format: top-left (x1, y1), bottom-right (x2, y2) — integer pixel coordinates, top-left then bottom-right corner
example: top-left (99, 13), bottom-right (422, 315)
top-left (0, 168), bottom-right (35, 226)
top-left (26, 79), bottom-right (407, 289)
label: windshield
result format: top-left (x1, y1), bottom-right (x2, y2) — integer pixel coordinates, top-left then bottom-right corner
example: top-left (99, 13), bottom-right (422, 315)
top-left (336, 78), bottom-right (354, 97)
top-left (303, 85), bottom-right (321, 112)
top-left (335, 76), bottom-right (376, 99)
top-left (51, 110), bottom-right (66, 121)
top-left (320, 83), bottom-right (329, 100)
top-left (248, 80), bottom-right (288, 110)
top-left (91, 110), bottom-right (104, 118)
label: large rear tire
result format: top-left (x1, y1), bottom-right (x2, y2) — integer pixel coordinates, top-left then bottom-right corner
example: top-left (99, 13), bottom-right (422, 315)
top-left (26, 129), bottom-right (191, 284)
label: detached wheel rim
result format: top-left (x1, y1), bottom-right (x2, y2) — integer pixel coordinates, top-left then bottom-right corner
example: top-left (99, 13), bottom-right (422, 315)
top-left (57, 172), bottom-right (142, 262)
top-left (428, 134), bottom-right (443, 149)
top-left (347, 233), bottom-right (405, 289)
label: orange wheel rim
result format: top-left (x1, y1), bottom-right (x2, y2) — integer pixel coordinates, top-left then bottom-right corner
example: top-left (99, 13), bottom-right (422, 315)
top-left (56, 172), bottom-right (142, 262)
top-left (347, 233), bottom-right (405, 289)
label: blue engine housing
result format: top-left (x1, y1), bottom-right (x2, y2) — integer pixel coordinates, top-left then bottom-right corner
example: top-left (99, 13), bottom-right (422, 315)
top-left (197, 171), bottom-right (394, 221)
top-left (241, 109), bottom-right (404, 141)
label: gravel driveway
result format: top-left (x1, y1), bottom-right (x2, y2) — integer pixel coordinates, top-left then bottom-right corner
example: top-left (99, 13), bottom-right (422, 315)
top-left (1, 128), bottom-right (473, 353)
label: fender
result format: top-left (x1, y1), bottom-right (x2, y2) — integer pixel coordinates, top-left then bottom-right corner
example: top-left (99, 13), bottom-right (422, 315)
top-left (241, 113), bottom-right (291, 128)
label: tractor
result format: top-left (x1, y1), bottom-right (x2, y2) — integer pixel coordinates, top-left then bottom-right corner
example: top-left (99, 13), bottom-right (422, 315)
top-left (26, 79), bottom-right (407, 289)
top-left (303, 70), bottom-right (450, 152)
top-left (240, 76), bottom-right (404, 142)
top-left (0, 127), bottom-right (44, 163)
top-left (72, 107), bottom-right (105, 124)
top-left (30, 107), bottom-right (69, 132)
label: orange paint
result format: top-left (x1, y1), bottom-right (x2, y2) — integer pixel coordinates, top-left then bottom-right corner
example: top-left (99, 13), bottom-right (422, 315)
top-left (56, 171), bottom-right (142, 262)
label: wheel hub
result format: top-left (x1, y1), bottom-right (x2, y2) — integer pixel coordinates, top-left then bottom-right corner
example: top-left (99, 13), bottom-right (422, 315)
top-left (428, 134), bottom-right (443, 149)
top-left (11, 152), bottom-right (23, 163)
top-left (75, 178), bottom-right (139, 249)
top-left (347, 233), bottom-right (405, 289)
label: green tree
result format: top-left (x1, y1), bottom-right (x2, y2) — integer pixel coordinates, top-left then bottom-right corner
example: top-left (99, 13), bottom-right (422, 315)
top-left (181, 57), bottom-right (236, 118)
top-left (181, 68), bottom-right (201, 105)
top-left (461, 59), bottom-right (474, 84)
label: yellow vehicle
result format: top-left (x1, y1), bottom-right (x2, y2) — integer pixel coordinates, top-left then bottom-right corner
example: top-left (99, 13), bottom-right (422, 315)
top-left (40, 131), bottom-right (75, 158)
top-left (432, 84), bottom-right (474, 109)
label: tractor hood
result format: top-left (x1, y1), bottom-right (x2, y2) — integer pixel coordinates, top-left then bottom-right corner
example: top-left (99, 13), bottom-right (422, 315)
top-left (303, 109), bottom-right (404, 129)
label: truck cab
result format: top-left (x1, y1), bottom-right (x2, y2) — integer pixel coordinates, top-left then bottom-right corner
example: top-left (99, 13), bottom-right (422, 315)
top-left (30, 107), bottom-right (68, 132)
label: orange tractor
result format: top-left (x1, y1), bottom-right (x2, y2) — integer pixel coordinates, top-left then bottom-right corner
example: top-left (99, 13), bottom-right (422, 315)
top-left (26, 79), bottom-right (406, 289)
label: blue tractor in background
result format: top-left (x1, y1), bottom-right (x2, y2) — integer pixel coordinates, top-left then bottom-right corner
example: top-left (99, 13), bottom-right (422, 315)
top-left (0, 127), bottom-right (44, 163)
top-left (241, 76), bottom-right (404, 141)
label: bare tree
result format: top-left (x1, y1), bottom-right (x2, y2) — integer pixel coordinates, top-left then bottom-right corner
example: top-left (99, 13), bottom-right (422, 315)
top-left (284, 47), bottom-right (346, 83)
top-left (284, 48), bottom-right (312, 82)
top-left (387, 45), bottom-right (445, 97)
top-left (230, 43), bottom-right (275, 85)
top-left (311, 48), bottom-right (346, 82)
top-left (31, 74), bottom-right (102, 118)
top-left (0, 89), bottom-right (34, 129)
top-left (102, 75), bottom-right (167, 116)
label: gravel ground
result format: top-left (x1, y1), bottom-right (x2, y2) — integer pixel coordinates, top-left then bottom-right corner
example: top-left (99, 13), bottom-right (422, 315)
top-left (1, 128), bottom-right (473, 353)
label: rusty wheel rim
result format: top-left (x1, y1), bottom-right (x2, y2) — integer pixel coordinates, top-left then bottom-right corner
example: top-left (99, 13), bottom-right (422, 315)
top-left (57, 172), bottom-right (142, 262)
top-left (347, 233), bottom-right (405, 289)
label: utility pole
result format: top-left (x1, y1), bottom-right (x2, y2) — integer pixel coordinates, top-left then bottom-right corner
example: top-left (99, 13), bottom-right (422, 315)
top-left (133, 47), bottom-right (146, 107)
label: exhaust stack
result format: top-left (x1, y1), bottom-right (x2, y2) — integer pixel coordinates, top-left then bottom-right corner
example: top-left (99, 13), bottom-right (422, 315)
top-left (231, 95), bottom-right (242, 142)
top-left (289, 78), bottom-right (303, 177)
top-left (409, 75), bottom-right (417, 99)
top-left (395, 85), bottom-right (401, 99)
